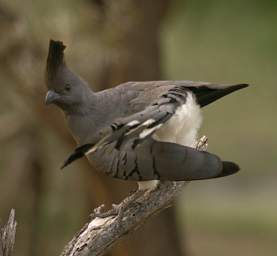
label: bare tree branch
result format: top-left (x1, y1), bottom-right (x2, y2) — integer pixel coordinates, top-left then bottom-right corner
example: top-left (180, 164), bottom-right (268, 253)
top-left (61, 182), bottom-right (185, 256)
top-left (61, 136), bottom-right (208, 256)
top-left (0, 209), bottom-right (17, 256)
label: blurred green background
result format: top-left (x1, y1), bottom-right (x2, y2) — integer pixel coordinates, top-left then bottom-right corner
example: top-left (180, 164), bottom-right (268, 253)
top-left (164, 1), bottom-right (277, 255)
top-left (0, 0), bottom-right (276, 255)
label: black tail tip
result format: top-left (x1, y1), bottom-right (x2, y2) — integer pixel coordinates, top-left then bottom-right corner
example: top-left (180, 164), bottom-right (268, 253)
top-left (219, 161), bottom-right (240, 177)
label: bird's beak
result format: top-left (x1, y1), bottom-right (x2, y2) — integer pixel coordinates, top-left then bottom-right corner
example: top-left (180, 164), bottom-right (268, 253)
top-left (45, 90), bottom-right (60, 105)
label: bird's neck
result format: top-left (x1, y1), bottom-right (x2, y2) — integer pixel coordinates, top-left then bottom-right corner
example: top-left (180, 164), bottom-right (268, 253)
top-left (65, 112), bottom-right (95, 144)
top-left (65, 92), bottom-right (101, 145)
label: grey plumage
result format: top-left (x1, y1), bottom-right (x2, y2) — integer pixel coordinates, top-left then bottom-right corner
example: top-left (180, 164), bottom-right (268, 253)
top-left (61, 139), bottom-right (239, 181)
top-left (45, 39), bottom-right (248, 182)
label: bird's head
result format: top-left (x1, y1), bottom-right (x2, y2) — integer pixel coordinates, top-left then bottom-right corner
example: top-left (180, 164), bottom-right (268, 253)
top-left (45, 40), bottom-right (90, 112)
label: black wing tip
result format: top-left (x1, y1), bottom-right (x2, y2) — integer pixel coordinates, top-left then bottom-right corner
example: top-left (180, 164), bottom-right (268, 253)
top-left (220, 161), bottom-right (240, 177)
top-left (221, 83), bottom-right (250, 93)
top-left (233, 83), bottom-right (249, 90)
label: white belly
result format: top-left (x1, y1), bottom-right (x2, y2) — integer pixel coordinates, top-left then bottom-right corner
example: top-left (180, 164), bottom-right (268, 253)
top-left (137, 92), bottom-right (202, 191)
top-left (153, 92), bottom-right (202, 147)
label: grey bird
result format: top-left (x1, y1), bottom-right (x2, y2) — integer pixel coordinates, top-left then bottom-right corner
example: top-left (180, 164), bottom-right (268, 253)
top-left (45, 39), bottom-right (248, 191)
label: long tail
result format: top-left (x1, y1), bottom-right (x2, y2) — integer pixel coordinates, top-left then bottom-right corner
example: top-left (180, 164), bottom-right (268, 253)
top-left (61, 140), bottom-right (240, 181)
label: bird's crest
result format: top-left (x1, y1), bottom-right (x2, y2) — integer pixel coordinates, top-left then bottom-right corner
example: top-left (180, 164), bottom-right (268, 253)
top-left (46, 39), bottom-right (66, 82)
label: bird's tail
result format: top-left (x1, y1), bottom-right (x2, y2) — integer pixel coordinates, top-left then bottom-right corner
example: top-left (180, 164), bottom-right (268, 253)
top-left (134, 140), bottom-right (240, 181)
top-left (61, 140), bottom-right (240, 182)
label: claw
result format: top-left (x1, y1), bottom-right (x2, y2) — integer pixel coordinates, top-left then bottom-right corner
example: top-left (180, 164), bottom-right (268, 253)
top-left (89, 204), bottom-right (106, 219)
top-left (89, 189), bottom-right (148, 220)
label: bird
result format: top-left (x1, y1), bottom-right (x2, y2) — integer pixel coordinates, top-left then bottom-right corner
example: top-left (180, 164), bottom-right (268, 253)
top-left (45, 39), bottom-right (248, 191)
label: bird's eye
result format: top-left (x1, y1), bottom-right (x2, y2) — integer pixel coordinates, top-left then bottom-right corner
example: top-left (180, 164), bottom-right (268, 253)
top-left (65, 84), bottom-right (71, 92)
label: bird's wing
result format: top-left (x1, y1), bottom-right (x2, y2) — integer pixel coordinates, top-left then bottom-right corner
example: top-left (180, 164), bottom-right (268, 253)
top-left (118, 80), bottom-right (248, 109)
top-left (87, 81), bottom-right (248, 152)
top-left (60, 83), bottom-right (193, 171)
top-left (86, 84), bottom-right (192, 153)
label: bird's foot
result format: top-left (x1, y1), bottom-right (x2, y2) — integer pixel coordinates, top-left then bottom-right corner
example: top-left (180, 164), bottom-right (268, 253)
top-left (89, 203), bottom-right (122, 219)
top-left (89, 190), bottom-right (145, 220)
top-left (89, 204), bottom-right (110, 219)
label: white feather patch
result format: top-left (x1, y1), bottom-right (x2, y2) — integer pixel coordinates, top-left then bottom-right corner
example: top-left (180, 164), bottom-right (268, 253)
top-left (153, 92), bottom-right (202, 147)
top-left (142, 118), bottom-right (155, 126)
top-left (139, 124), bottom-right (162, 139)
top-left (127, 120), bottom-right (140, 127)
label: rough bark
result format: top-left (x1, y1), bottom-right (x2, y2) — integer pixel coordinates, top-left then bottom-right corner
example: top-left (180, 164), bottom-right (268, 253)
top-left (61, 182), bottom-right (186, 256)
top-left (60, 137), bottom-right (208, 256)
top-left (0, 209), bottom-right (17, 256)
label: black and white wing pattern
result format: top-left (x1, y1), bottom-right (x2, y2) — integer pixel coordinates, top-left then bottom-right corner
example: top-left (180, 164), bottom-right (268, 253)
top-left (89, 85), bottom-right (191, 153)
top-left (61, 85), bottom-right (189, 168)
top-left (82, 82), bottom-right (248, 153)
top-left (61, 81), bottom-right (247, 181)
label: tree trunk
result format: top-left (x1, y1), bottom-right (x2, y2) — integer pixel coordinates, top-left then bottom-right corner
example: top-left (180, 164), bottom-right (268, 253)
top-left (0, 1), bottom-right (186, 255)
